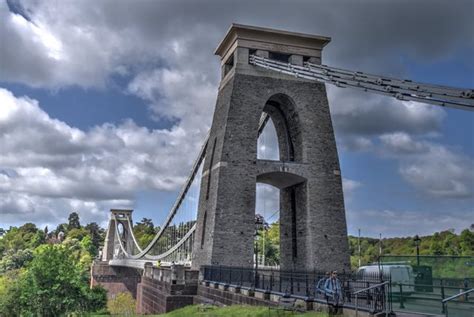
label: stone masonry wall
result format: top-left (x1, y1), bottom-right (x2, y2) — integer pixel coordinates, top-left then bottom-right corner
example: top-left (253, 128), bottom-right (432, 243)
top-left (192, 64), bottom-right (351, 273)
top-left (90, 261), bottom-right (142, 299)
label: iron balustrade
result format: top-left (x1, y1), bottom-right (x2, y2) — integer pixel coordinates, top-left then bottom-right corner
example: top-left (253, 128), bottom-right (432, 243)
top-left (201, 265), bottom-right (391, 314)
top-left (354, 281), bottom-right (390, 317)
top-left (391, 282), bottom-right (474, 317)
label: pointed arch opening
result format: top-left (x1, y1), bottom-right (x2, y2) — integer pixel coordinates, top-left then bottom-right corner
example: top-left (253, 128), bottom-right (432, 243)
top-left (257, 117), bottom-right (279, 160)
top-left (257, 93), bottom-right (303, 163)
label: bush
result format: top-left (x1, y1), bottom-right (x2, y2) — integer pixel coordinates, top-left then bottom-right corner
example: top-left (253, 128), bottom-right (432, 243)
top-left (107, 292), bottom-right (136, 316)
top-left (0, 245), bottom-right (107, 316)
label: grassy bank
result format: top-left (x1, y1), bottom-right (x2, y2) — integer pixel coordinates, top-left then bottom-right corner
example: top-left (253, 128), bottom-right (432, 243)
top-left (160, 305), bottom-right (329, 317)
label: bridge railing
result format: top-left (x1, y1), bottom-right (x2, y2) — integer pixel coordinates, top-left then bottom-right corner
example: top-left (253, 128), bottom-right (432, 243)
top-left (143, 263), bottom-right (199, 286)
top-left (391, 281), bottom-right (474, 317)
top-left (201, 265), bottom-right (391, 314)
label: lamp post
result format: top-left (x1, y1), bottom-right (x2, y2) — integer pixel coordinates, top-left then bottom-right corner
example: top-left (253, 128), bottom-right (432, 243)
top-left (414, 235), bottom-right (421, 266)
top-left (254, 214), bottom-right (266, 288)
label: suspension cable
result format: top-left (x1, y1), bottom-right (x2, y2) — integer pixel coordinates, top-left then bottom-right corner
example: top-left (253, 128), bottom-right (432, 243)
top-left (122, 114), bottom-right (273, 260)
top-left (249, 55), bottom-right (474, 111)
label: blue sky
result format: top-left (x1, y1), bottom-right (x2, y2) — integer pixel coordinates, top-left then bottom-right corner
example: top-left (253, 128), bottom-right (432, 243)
top-left (0, 0), bottom-right (473, 238)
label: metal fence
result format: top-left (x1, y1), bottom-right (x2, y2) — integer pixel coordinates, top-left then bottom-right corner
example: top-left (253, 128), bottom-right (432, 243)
top-left (201, 265), bottom-right (392, 314)
top-left (380, 255), bottom-right (474, 316)
top-left (391, 281), bottom-right (474, 317)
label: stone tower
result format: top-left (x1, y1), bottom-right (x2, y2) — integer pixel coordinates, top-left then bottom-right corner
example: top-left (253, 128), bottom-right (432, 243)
top-left (192, 24), bottom-right (350, 272)
top-left (102, 209), bottom-right (135, 261)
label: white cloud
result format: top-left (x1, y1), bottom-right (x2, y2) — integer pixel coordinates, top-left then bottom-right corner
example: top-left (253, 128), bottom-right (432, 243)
top-left (328, 86), bottom-right (446, 139)
top-left (127, 68), bottom-right (216, 127)
top-left (2, 0), bottom-right (472, 90)
top-left (379, 132), bottom-right (429, 155)
top-left (377, 132), bottom-right (474, 198)
top-left (0, 88), bottom-right (208, 227)
top-left (343, 178), bottom-right (362, 196)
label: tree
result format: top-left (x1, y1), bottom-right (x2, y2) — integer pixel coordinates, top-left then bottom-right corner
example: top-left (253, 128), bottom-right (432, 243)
top-left (459, 229), bottom-right (474, 256)
top-left (67, 227), bottom-right (89, 241)
top-left (31, 230), bottom-right (46, 248)
top-left (55, 223), bottom-right (68, 235)
top-left (14, 244), bottom-right (106, 315)
top-left (68, 212), bottom-right (81, 230)
top-left (0, 249), bottom-right (33, 272)
top-left (85, 222), bottom-right (104, 255)
top-left (80, 235), bottom-right (97, 259)
top-left (0, 270), bottom-right (23, 317)
top-left (133, 218), bottom-right (156, 248)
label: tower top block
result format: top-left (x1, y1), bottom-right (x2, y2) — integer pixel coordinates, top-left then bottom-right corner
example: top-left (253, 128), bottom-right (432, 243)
top-left (215, 23), bottom-right (331, 62)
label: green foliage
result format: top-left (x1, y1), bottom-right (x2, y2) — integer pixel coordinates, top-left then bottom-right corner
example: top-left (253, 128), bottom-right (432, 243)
top-left (68, 212), bottom-right (81, 230)
top-left (107, 292), bottom-right (136, 316)
top-left (252, 222), bottom-right (473, 274)
top-left (256, 222), bottom-right (280, 266)
top-left (0, 223), bottom-right (40, 252)
top-left (0, 213), bottom-right (107, 316)
top-left (85, 222), bottom-right (105, 256)
top-left (0, 249), bottom-right (33, 273)
top-left (133, 218), bottom-right (157, 248)
top-left (68, 227), bottom-right (89, 241)
top-left (0, 270), bottom-right (23, 317)
top-left (54, 223), bottom-right (68, 235)
top-left (7, 244), bottom-right (106, 316)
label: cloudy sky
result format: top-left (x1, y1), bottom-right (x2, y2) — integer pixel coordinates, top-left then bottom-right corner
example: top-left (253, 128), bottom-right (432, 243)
top-left (0, 0), bottom-right (473, 237)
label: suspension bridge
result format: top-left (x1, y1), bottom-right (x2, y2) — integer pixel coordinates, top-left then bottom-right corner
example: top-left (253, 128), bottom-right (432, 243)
top-left (91, 24), bottom-right (473, 315)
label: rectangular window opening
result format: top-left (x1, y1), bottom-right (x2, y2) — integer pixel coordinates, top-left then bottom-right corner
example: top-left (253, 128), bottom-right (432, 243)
top-left (223, 53), bottom-right (234, 77)
top-left (269, 52), bottom-right (291, 63)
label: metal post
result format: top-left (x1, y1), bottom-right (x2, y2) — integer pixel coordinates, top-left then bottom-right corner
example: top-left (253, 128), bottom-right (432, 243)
top-left (414, 235), bottom-right (421, 266)
top-left (358, 228), bottom-right (361, 268)
top-left (290, 271), bottom-right (294, 294)
top-left (270, 270), bottom-right (274, 292)
top-left (240, 266), bottom-right (243, 286)
top-left (379, 233), bottom-right (382, 256)
top-left (366, 282), bottom-right (370, 306)
top-left (441, 280), bottom-right (446, 314)
top-left (279, 271), bottom-right (282, 292)
top-left (305, 273), bottom-right (309, 297)
top-left (254, 235), bottom-right (259, 288)
top-left (355, 294), bottom-right (359, 317)
top-left (399, 284), bottom-right (405, 309)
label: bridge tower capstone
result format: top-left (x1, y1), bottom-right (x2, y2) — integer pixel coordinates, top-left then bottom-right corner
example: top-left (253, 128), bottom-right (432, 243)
top-left (192, 24), bottom-right (350, 272)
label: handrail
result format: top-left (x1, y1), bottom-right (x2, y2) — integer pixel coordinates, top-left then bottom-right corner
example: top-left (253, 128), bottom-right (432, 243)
top-left (392, 282), bottom-right (465, 290)
top-left (354, 281), bottom-right (389, 295)
top-left (355, 281), bottom-right (390, 317)
top-left (441, 288), bottom-right (473, 317)
top-left (442, 288), bottom-right (473, 303)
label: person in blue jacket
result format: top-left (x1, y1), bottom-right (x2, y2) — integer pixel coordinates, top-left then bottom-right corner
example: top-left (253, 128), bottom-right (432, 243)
top-left (315, 272), bottom-right (330, 297)
top-left (324, 270), bottom-right (342, 307)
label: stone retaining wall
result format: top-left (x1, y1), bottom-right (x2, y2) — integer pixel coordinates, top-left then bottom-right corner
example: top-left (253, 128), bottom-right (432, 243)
top-left (90, 261), bottom-right (142, 299)
top-left (136, 276), bottom-right (197, 314)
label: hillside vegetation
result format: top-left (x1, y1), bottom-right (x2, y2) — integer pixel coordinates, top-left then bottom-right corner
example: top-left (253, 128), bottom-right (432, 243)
top-left (1, 214), bottom-right (472, 315)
